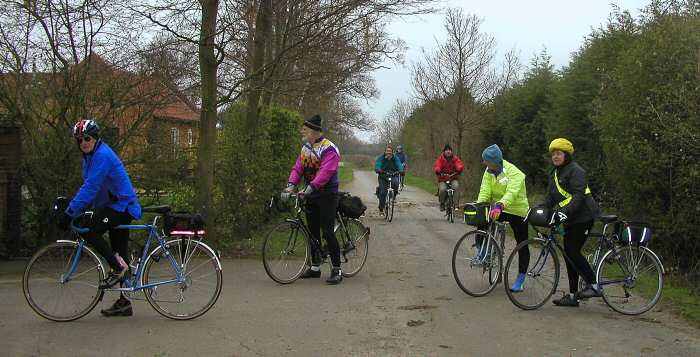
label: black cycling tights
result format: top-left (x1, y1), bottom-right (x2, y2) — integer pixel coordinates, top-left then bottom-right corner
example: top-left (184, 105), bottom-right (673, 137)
top-left (80, 207), bottom-right (133, 271)
top-left (305, 192), bottom-right (341, 267)
top-left (563, 220), bottom-right (595, 293)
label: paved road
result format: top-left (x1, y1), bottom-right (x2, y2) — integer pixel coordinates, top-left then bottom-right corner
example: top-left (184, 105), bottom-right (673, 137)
top-left (1, 170), bottom-right (699, 356)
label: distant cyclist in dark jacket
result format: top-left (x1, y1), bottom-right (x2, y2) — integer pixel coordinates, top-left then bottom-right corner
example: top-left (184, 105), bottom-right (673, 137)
top-left (59, 119), bottom-right (142, 316)
top-left (374, 145), bottom-right (404, 212)
top-left (543, 138), bottom-right (601, 307)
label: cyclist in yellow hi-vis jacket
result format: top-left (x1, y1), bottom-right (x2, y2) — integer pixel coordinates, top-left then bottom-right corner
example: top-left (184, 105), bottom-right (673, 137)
top-left (476, 144), bottom-right (530, 292)
top-left (544, 138), bottom-right (601, 307)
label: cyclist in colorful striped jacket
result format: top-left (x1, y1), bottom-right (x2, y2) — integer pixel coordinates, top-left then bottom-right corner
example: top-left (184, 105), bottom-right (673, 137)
top-left (284, 114), bottom-right (343, 285)
top-left (477, 144), bottom-right (530, 292)
top-left (544, 138), bottom-right (601, 307)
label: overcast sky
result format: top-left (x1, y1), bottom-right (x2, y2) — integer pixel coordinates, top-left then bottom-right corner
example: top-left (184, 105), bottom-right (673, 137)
top-left (359, 0), bottom-right (649, 140)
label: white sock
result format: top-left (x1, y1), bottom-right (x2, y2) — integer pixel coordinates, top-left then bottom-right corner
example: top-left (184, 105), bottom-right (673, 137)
top-left (310, 265), bottom-right (320, 272)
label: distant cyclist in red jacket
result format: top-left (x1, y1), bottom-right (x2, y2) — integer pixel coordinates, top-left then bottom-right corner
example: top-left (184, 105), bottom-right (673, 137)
top-left (433, 144), bottom-right (465, 211)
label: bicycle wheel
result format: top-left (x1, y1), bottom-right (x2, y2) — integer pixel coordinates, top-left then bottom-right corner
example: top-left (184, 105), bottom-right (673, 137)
top-left (597, 245), bottom-right (663, 315)
top-left (452, 231), bottom-right (503, 297)
top-left (23, 241), bottom-right (105, 321)
top-left (339, 219), bottom-right (369, 277)
top-left (262, 221), bottom-right (310, 284)
top-left (446, 194), bottom-right (454, 223)
top-left (387, 191), bottom-right (395, 222)
top-left (504, 238), bottom-right (560, 310)
top-left (143, 239), bottom-right (223, 320)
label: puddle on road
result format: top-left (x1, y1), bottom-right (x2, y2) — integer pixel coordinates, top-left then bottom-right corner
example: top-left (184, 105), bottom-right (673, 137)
top-left (407, 320), bottom-right (425, 327)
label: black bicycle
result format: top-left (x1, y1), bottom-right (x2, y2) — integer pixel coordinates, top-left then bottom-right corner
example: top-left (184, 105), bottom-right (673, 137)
top-left (441, 173), bottom-right (458, 223)
top-left (380, 171), bottom-right (400, 222)
top-left (262, 193), bottom-right (370, 284)
top-left (503, 214), bottom-right (664, 315)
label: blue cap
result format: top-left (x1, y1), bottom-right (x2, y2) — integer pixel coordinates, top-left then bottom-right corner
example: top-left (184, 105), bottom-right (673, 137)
top-left (482, 144), bottom-right (503, 164)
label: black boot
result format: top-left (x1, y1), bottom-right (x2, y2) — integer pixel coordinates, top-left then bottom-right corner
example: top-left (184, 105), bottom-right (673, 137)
top-left (101, 296), bottom-right (133, 317)
top-left (576, 284), bottom-right (603, 300)
top-left (326, 267), bottom-right (343, 285)
top-left (300, 266), bottom-right (321, 279)
top-left (553, 294), bottom-right (579, 307)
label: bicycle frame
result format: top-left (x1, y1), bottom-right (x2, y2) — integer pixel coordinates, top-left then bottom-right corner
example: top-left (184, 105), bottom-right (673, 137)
top-left (475, 220), bottom-right (506, 262)
top-left (63, 215), bottom-right (192, 292)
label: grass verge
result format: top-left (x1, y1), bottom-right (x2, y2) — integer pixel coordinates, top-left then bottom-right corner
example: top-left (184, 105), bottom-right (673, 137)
top-left (404, 174), bottom-right (437, 195)
top-left (339, 161), bottom-right (354, 184)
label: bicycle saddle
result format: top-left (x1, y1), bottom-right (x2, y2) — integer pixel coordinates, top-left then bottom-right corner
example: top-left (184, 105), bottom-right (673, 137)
top-left (142, 205), bottom-right (172, 214)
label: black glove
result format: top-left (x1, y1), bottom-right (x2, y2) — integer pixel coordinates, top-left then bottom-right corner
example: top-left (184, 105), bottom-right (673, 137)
top-left (58, 212), bottom-right (72, 231)
top-left (549, 210), bottom-right (568, 226)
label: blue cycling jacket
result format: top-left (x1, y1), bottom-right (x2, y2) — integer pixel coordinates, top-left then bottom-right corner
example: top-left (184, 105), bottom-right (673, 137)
top-left (66, 141), bottom-right (142, 220)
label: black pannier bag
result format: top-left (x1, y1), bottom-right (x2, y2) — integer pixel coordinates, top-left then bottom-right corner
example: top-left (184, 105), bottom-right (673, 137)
top-left (527, 206), bottom-right (552, 227)
top-left (338, 193), bottom-right (367, 219)
top-left (163, 212), bottom-right (205, 236)
top-left (463, 202), bottom-right (490, 226)
top-left (615, 221), bottom-right (651, 246)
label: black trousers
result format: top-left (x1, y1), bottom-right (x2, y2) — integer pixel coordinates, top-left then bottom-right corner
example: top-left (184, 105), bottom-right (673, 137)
top-left (563, 220), bottom-right (595, 293)
top-left (478, 212), bottom-right (529, 273)
top-left (305, 192), bottom-right (341, 267)
top-left (80, 207), bottom-right (133, 271)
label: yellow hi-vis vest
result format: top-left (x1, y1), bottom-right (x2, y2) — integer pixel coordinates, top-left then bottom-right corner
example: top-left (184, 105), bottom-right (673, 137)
top-left (554, 169), bottom-right (592, 208)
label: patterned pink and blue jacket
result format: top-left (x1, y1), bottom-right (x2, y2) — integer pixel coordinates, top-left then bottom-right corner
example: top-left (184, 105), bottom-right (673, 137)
top-left (288, 137), bottom-right (340, 195)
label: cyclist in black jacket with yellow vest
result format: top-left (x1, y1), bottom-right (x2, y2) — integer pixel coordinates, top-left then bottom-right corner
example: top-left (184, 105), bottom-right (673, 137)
top-left (543, 138), bottom-right (601, 307)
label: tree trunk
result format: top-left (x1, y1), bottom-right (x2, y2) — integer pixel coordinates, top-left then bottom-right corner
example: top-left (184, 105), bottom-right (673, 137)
top-left (196, 0), bottom-right (219, 227)
top-left (245, 0), bottom-right (272, 135)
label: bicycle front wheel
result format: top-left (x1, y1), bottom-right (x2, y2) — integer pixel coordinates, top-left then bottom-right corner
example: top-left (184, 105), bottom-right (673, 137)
top-left (143, 239), bottom-right (223, 320)
top-left (23, 241), bottom-right (105, 321)
top-left (452, 231), bottom-right (503, 297)
top-left (387, 191), bottom-right (395, 222)
top-left (339, 219), bottom-right (369, 277)
top-left (262, 221), bottom-right (310, 284)
top-left (504, 238), bottom-right (560, 310)
top-left (597, 245), bottom-right (663, 315)
top-left (446, 195), bottom-right (454, 223)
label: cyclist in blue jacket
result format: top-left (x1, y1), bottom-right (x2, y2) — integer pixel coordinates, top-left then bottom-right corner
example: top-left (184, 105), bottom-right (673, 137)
top-left (58, 119), bottom-right (142, 316)
top-left (374, 145), bottom-right (404, 212)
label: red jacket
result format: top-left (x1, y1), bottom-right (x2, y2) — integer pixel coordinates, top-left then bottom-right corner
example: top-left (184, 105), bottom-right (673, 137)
top-left (433, 153), bottom-right (465, 182)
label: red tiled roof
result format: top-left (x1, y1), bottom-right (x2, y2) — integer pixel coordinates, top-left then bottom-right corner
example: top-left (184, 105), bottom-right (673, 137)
top-left (153, 101), bottom-right (199, 122)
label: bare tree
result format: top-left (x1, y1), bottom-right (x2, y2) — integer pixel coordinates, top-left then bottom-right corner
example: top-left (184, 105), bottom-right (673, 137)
top-left (411, 8), bottom-right (519, 153)
top-left (375, 97), bottom-right (416, 144)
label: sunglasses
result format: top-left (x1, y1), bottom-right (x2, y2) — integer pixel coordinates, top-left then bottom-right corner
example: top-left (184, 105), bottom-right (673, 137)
top-left (76, 136), bottom-right (93, 143)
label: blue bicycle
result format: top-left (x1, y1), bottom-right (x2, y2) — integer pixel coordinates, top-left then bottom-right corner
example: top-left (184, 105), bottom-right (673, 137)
top-left (22, 203), bottom-right (223, 321)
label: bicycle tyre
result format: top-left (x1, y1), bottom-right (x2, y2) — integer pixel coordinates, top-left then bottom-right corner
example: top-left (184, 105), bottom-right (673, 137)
top-left (446, 194), bottom-right (454, 223)
top-left (142, 238), bottom-right (223, 320)
top-left (452, 231), bottom-right (503, 297)
top-left (262, 220), bottom-right (310, 284)
top-left (387, 191), bottom-right (395, 222)
top-left (597, 245), bottom-right (663, 315)
top-left (504, 238), bottom-right (560, 310)
top-left (339, 219), bottom-right (369, 277)
top-left (23, 240), bottom-right (105, 322)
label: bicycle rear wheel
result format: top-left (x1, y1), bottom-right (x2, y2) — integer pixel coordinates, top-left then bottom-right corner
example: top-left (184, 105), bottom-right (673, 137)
top-left (143, 239), bottom-right (223, 320)
top-left (504, 238), bottom-right (560, 310)
top-left (23, 241), bottom-right (105, 321)
top-left (339, 219), bottom-right (369, 277)
top-left (597, 245), bottom-right (663, 315)
top-left (262, 221), bottom-right (310, 283)
top-left (452, 231), bottom-right (502, 297)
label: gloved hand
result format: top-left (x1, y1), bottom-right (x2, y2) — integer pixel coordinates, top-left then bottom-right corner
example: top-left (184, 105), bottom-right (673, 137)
top-left (489, 203), bottom-right (504, 220)
top-left (550, 210), bottom-right (568, 226)
top-left (58, 212), bottom-right (72, 231)
top-left (376, 169), bottom-right (385, 175)
top-left (280, 191), bottom-right (292, 202)
top-left (298, 185), bottom-right (313, 198)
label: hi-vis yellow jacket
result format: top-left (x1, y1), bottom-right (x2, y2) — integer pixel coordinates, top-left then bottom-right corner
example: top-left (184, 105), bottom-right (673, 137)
top-left (477, 160), bottom-right (529, 218)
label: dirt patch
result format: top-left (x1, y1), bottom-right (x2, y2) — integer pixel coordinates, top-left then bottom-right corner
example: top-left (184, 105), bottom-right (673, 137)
top-left (397, 304), bottom-right (439, 311)
top-left (435, 296), bottom-right (452, 301)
